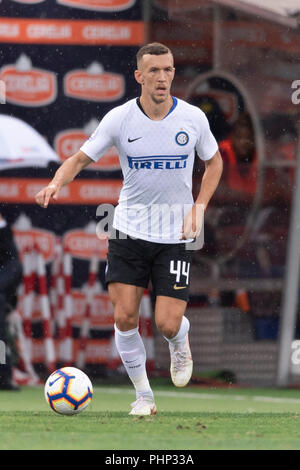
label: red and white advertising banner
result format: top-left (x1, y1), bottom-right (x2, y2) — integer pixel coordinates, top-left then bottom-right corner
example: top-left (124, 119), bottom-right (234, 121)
top-left (64, 63), bottom-right (125, 102)
top-left (10, 0), bottom-right (135, 8)
top-left (56, 0), bottom-right (136, 11)
top-left (11, 0), bottom-right (46, 3)
top-left (63, 230), bottom-right (108, 260)
top-left (0, 178), bottom-right (122, 204)
top-left (13, 228), bottom-right (56, 262)
top-left (0, 18), bottom-right (144, 45)
top-left (54, 121), bottom-right (121, 171)
top-left (0, 54), bottom-right (57, 106)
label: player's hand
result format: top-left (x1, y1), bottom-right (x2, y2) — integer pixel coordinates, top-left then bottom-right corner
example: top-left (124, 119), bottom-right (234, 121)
top-left (180, 203), bottom-right (205, 240)
top-left (35, 183), bottom-right (61, 208)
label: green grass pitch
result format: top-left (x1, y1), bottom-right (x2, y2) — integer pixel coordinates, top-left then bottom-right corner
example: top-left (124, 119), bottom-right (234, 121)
top-left (1, 383), bottom-right (300, 450)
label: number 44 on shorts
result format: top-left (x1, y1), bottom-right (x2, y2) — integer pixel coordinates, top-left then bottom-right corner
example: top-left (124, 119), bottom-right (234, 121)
top-left (170, 260), bottom-right (190, 285)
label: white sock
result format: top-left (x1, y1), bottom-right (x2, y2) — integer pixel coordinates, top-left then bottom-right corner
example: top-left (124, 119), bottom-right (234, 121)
top-left (114, 324), bottom-right (153, 400)
top-left (164, 316), bottom-right (190, 349)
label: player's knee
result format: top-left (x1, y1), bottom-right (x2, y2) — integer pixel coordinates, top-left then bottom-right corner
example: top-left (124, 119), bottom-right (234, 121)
top-left (155, 319), bottom-right (178, 339)
top-left (114, 307), bottom-right (138, 331)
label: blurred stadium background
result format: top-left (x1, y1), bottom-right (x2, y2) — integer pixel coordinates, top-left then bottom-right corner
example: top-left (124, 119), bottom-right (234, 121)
top-left (0, 0), bottom-right (299, 389)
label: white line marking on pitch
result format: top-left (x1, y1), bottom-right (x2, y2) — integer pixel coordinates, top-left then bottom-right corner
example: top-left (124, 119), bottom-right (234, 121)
top-left (99, 387), bottom-right (300, 405)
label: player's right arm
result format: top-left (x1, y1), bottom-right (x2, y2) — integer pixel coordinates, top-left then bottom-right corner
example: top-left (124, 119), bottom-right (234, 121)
top-left (35, 150), bottom-right (93, 208)
top-left (36, 105), bottom-right (123, 208)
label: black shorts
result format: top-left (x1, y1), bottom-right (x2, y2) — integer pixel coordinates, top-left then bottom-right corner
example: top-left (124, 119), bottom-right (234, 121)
top-left (105, 231), bottom-right (194, 301)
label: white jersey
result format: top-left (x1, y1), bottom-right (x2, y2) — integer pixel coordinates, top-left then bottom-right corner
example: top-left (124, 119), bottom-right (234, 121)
top-left (80, 97), bottom-right (218, 243)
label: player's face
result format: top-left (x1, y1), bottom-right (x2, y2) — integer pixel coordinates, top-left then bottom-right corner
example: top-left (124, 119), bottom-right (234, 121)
top-left (136, 53), bottom-right (175, 104)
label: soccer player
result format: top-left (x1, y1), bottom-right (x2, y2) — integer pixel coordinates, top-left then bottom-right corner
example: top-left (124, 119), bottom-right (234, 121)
top-left (35, 43), bottom-right (223, 415)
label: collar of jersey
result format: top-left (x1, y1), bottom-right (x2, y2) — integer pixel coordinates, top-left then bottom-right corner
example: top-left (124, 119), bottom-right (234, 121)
top-left (136, 96), bottom-right (178, 120)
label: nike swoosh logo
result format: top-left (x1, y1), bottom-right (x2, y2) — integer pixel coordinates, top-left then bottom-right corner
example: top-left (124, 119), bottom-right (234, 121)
top-left (173, 284), bottom-right (187, 290)
top-left (128, 137), bottom-right (142, 143)
top-left (49, 376), bottom-right (63, 387)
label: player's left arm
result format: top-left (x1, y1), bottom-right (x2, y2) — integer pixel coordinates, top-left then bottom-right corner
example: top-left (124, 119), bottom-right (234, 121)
top-left (181, 150), bottom-right (223, 240)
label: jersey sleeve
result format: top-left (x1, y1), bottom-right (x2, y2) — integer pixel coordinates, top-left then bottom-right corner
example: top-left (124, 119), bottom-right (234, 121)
top-left (195, 110), bottom-right (219, 161)
top-left (80, 108), bottom-right (120, 162)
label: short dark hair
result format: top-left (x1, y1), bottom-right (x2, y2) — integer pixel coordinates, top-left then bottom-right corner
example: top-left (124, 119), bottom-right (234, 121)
top-left (136, 42), bottom-right (172, 67)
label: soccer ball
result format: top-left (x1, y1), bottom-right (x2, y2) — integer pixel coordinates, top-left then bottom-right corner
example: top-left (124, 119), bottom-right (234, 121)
top-left (44, 367), bottom-right (93, 415)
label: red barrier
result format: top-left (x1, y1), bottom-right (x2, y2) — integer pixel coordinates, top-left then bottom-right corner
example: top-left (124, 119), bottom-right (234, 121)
top-left (14, 226), bottom-right (155, 376)
top-left (61, 249), bottom-right (73, 365)
top-left (35, 244), bottom-right (56, 373)
top-left (19, 247), bottom-right (39, 381)
top-left (77, 255), bottom-right (99, 369)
